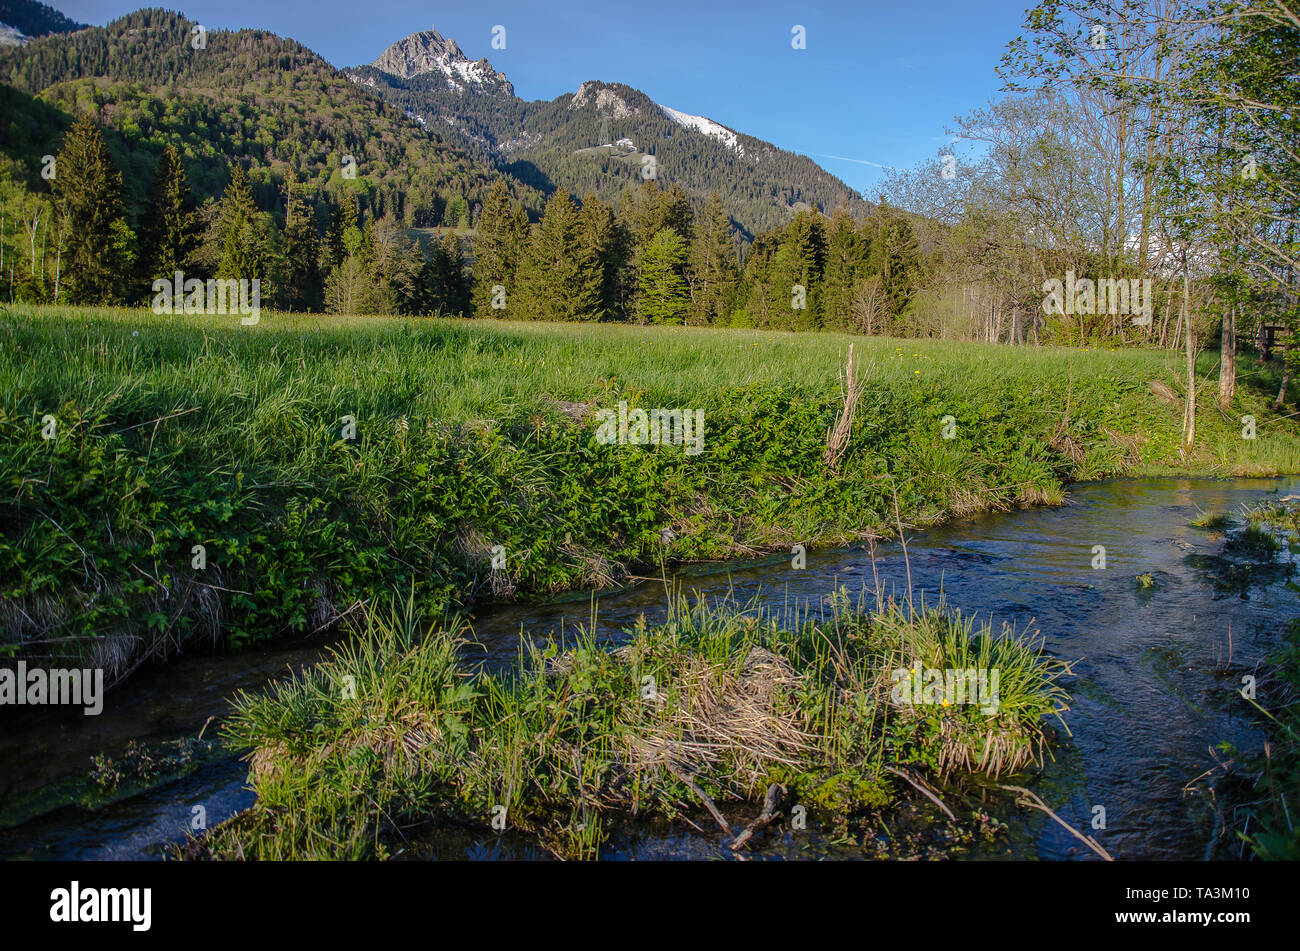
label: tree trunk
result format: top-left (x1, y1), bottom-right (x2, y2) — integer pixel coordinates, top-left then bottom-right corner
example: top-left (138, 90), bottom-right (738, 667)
top-left (1159, 284), bottom-right (1175, 348)
top-left (1275, 371), bottom-right (1290, 411)
top-left (1183, 267), bottom-right (1196, 451)
top-left (1218, 303), bottom-right (1236, 411)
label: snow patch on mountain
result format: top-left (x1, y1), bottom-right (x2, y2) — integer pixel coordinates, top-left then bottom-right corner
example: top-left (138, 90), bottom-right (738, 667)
top-left (0, 22), bottom-right (28, 46)
top-left (657, 103), bottom-right (744, 156)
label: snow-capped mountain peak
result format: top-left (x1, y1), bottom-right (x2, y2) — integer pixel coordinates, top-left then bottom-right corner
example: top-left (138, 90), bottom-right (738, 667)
top-left (371, 28), bottom-right (513, 95)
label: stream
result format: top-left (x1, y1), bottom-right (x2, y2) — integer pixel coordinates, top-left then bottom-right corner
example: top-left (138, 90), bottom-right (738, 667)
top-left (3, 476), bottom-right (1298, 861)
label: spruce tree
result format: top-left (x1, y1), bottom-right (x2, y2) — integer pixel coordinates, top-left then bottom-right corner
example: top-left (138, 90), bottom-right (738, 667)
top-left (819, 205), bottom-right (862, 331)
top-left (688, 193), bottom-right (737, 325)
top-left (137, 145), bottom-right (197, 290)
top-left (627, 181), bottom-right (692, 320)
top-left (321, 189), bottom-right (363, 312)
top-left (471, 180), bottom-right (526, 317)
top-left (517, 190), bottom-right (601, 321)
top-left (578, 192), bottom-right (625, 321)
top-left (766, 211), bottom-right (825, 330)
top-left (426, 231), bottom-right (470, 316)
top-left (215, 162), bottom-right (267, 280)
top-left (638, 227), bottom-right (690, 325)
top-left (739, 230), bottom-right (781, 327)
top-left (281, 170), bottom-right (322, 310)
top-left (864, 203), bottom-right (921, 321)
top-left (50, 112), bottom-right (133, 304)
top-left (323, 203), bottom-right (346, 273)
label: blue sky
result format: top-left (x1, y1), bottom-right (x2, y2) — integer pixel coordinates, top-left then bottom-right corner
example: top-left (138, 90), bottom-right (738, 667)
top-left (54, 0), bottom-right (1030, 194)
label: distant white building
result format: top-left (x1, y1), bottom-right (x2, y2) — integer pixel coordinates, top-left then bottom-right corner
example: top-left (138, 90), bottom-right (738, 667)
top-left (614, 137), bottom-right (635, 151)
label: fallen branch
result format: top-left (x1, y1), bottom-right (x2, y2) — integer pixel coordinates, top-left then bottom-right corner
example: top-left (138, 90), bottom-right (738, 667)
top-left (666, 763), bottom-right (733, 838)
top-left (886, 766), bottom-right (955, 821)
top-left (1000, 784), bottom-right (1113, 860)
top-left (728, 783), bottom-right (786, 850)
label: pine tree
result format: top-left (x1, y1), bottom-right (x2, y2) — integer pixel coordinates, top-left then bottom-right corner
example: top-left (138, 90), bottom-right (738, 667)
top-left (638, 227), bottom-right (690, 325)
top-left (137, 145), bottom-right (197, 291)
top-left (688, 193), bottom-right (737, 325)
top-left (50, 112), bottom-right (133, 304)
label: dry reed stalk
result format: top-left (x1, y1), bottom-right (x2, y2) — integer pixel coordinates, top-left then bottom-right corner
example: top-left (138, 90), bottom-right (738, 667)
top-left (824, 343), bottom-right (864, 471)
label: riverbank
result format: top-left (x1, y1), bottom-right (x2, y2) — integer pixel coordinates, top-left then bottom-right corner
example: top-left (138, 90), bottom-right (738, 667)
top-left (5, 475), bottom-right (1298, 860)
top-left (1211, 500), bottom-right (1300, 859)
top-left (4, 304), bottom-right (1300, 691)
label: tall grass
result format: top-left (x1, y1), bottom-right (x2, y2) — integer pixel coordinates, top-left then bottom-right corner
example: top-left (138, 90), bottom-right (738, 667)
top-left (192, 591), bottom-right (1070, 860)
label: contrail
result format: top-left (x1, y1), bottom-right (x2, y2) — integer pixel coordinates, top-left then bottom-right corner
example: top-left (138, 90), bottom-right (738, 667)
top-left (805, 151), bottom-right (897, 170)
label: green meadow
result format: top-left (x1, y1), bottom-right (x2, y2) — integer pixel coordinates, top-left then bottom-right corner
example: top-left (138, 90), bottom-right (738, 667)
top-left (3, 303), bottom-right (1299, 687)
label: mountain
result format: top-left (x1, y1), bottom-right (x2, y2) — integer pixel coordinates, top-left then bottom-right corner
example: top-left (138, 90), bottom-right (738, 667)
top-left (370, 27), bottom-right (512, 94)
top-left (0, 0), bottom-right (84, 41)
top-left (350, 30), bottom-right (869, 240)
top-left (0, 9), bottom-right (540, 224)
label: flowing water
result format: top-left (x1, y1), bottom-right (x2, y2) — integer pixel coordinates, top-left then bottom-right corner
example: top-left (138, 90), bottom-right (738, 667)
top-left (3, 476), bottom-right (1298, 861)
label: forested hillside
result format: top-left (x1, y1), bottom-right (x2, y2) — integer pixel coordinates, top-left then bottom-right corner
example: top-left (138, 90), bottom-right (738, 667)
top-left (351, 31), bottom-right (871, 241)
top-left (0, 8), bottom-right (541, 222)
